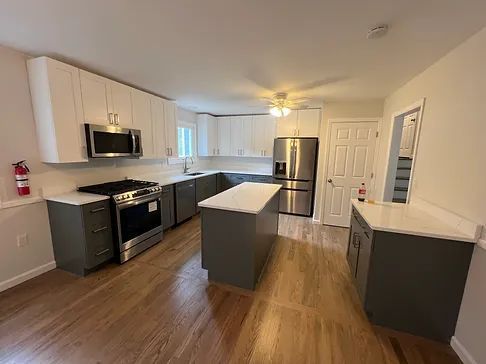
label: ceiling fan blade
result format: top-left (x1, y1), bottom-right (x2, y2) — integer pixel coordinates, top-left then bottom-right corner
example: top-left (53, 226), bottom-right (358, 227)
top-left (286, 77), bottom-right (346, 93)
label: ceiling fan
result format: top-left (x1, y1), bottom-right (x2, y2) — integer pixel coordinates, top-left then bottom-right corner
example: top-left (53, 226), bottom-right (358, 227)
top-left (246, 68), bottom-right (346, 117)
top-left (262, 92), bottom-right (309, 117)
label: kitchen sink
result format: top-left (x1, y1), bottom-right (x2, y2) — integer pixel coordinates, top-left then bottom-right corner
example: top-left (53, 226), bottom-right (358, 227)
top-left (185, 172), bottom-right (205, 176)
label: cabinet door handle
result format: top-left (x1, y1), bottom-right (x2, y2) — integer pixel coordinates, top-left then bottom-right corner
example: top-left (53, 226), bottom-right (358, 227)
top-left (95, 248), bottom-right (110, 256)
top-left (92, 226), bottom-right (108, 233)
top-left (217, 148), bottom-right (219, 155)
top-left (263, 150), bottom-right (266, 156)
top-left (90, 207), bottom-right (105, 213)
top-left (352, 233), bottom-right (360, 249)
top-left (364, 231), bottom-right (370, 239)
top-left (108, 113), bottom-right (114, 124)
top-left (213, 148), bottom-right (215, 155)
top-left (114, 113), bottom-right (120, 125)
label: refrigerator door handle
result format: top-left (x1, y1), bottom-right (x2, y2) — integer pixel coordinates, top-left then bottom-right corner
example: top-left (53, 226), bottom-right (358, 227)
top-left (290, 140), bottom-right (297, 179)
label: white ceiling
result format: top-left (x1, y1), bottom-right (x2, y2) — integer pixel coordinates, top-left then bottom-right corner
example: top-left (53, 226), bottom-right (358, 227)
top-left (1, 0), bottom-right (486, 115)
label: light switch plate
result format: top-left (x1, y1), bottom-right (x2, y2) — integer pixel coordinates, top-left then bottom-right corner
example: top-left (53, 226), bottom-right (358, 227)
top-left (17, 233), bottom-right (28, 247)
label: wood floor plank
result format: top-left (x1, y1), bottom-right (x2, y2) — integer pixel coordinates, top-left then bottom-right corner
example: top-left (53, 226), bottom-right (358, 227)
top-left (0, 213), bottom-right (461, 364)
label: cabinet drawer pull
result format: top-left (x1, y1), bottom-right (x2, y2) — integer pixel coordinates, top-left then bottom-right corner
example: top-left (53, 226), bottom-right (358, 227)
top-left (90, 207), bottom-right (105, 213)
top-left (95, 248), bottom-right (110, 256)
top-left (92, 226), bottom-right (108, 233)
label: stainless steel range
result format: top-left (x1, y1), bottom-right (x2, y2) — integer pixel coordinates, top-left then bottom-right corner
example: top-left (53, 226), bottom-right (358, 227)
top-left (79, 179), bottom-right (162, 263)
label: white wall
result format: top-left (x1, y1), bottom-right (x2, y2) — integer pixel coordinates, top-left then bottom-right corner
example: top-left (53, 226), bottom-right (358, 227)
top-left (376, 27), bottom-right (486, 364)
top-left (314, 100), bottom-right (384, 222)
top-left (0, 44), bottom-right (204, 290)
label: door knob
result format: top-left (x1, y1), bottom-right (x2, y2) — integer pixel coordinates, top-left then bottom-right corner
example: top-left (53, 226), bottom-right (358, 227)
top-left (328, 178), bottom-right (333, 183)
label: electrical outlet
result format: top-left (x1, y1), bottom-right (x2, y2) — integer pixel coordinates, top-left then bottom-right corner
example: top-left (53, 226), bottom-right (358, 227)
top-left (17, 233), bottom-right (28, 248)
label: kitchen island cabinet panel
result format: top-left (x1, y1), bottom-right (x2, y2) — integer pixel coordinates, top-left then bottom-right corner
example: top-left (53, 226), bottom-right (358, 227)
top-left (347, 206), bottom-right (474, 342)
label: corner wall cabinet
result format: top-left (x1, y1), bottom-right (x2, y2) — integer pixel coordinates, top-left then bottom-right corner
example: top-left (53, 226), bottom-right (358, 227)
top-left (276, 109), bottom-right (321, 137)
top-left (197, 114), bottom-right (278, 158)
top-left (27, 56), bottom-right (177, 163)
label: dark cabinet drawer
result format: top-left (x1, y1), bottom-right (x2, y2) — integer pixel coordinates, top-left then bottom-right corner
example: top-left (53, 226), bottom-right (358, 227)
top-left (82, 200), bottom-right (113, 269)
top-left (161, 185), bottom-right (175, 229)
top-left (196, 175), bottom-right (217, 212)
top-left (249, 175), bottom-right (273, 183)
top-left (84, 223), bottom-right (113, 269)
top-left (82, 200), bottom-right (111, 231)
top-left (175, 180), bottom-right (196, 223)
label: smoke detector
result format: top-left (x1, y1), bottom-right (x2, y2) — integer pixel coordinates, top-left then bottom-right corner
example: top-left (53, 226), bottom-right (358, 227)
top-left (367, 25), bottom-right (389, 39)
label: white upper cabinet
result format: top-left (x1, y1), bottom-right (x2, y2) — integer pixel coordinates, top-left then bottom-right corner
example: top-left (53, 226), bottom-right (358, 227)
top-left (197, 114), bottom-right (218, 156)
top-left (80, 71), bottom-right (134, 127)
top-left (111, 81), bottom-right (133, 127)
top-left (276, 111), bottom-right (298, 137)
top-left (131, 89), bottom-right (154, 158)
top-left (297, 109), bottom-right (321, 137)
top-left (79, 70), bottom-right (113, 125)
top-left (163, 100), bottom-right (178, 157)
top-left (230, 116), bottom-right (252, 156)
top-left (240, 115), bottom-right (254, 156)
top-left (253, 115), bottom-right (276, 157)
top-left (27, 57), bottom-right (87, 163)
top-left (276, 109), bottom-right (321, 137)
top-left (217, 117), bottom-right (232, 156)
top-left (150, 96), bottom-right (167, 159)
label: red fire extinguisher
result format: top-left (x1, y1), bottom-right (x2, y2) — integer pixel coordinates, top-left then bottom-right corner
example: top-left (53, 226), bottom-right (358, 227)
top-left (12, 160), bottom-right (30, 196)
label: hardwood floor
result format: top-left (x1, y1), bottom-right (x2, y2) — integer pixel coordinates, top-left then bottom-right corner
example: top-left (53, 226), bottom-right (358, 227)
top-left (0, 214), bottom-right (461, 363)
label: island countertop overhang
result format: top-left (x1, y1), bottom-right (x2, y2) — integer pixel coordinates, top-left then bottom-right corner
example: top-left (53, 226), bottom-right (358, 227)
top-left (198, 182), bottom-right (281, 214)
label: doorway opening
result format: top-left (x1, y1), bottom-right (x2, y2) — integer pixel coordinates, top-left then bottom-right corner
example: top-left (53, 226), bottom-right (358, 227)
top-left (383, 99), bottom-right (425, 203)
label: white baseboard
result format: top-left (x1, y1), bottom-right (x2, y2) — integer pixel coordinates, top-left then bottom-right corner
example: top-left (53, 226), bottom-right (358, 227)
top-left (0, 261), bottom-right (56, 293)
top-left (451, 336), bottom-right (478, 364)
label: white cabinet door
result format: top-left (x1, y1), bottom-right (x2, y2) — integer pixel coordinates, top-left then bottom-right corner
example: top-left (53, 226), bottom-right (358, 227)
top-left (208, 115), bottom-right (218, 156)
top-left (28, 57), bottom-right (87, 163)
top-left (263, 116), bottom-right (276, 157)
top-left (240, 115), bottom-right (254, 156)
top-left (150, 96), bottom-right (167, 159)
top-left (230, 116), bottom-right (243, 156)
top-left (297, 109), bottom-right (320, 137)
top-left (197, 114), bottom-right (218, 156)
top-left (79, 70), bottom-right (113, 125)
top-left (217, 116), bottom-right (231, 156)
top-left (276, 111), bottom-right (298, 137)
top-left (253, 115), bottom-right (276, 157)
top-left (163, 100), bottom-right (178, 157)
top-left (132, 89), bottom-right (154, 158)
top-left (111, 81), bottom-right (133, 127)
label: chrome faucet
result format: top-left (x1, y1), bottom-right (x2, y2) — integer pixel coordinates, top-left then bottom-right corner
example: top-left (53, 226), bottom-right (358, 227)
top-left (183, 156), bottom-right (194, 174)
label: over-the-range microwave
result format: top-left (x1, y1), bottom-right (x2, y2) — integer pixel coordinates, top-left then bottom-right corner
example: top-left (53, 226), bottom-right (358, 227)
top-left (84, 123), bottom-right (142, 158)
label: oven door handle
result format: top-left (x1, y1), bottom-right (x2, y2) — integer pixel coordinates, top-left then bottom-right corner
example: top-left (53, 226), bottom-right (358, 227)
top-left (117, 194), bottom-right (161, 210)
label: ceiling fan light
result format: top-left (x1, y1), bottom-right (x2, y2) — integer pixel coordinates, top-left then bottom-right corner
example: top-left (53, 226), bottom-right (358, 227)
top-left (270, 106), bottom-right (291, 117)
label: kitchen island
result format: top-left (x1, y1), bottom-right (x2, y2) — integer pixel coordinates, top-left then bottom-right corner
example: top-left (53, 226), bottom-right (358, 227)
top-left (199, 182), bottom-right (281, 290)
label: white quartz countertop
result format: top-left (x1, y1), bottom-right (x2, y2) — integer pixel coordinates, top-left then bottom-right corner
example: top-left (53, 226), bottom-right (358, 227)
top-left (44, 192), bottom-right (110, 206)
top-left (141, 169), bottom-right (272, 187)
top-left (351, 199), bottom-right (477, 243)
top-left (198, 182), bottom-right (281, 214)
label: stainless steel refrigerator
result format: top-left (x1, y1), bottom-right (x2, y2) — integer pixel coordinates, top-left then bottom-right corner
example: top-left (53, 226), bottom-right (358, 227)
top-left (273, 137), bottom-right (318, 216)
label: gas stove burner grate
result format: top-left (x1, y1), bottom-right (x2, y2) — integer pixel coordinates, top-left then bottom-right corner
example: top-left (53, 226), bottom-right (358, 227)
top-left (78, 179), bottom-right (158, 196)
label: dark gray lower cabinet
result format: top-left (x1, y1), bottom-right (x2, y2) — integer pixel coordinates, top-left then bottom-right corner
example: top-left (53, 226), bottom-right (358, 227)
top-left (347, 207), bottom-right (474, 342)
top-left (196, 175), bottom-right (217, 212)
top-left (175, 180), bottom-right (196, 223)
top-left (220, 173), bottom-right (272, 191)
top-left (161, 185), bottom-right (175, 229)
top-left (249, 175), bottom-right (273, 183)
top-left (47, 199), bottom-right (114, 276)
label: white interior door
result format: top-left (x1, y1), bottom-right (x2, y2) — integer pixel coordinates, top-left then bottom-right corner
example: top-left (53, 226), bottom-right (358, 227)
top-left (324, 121), bottom-right (378, 227)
